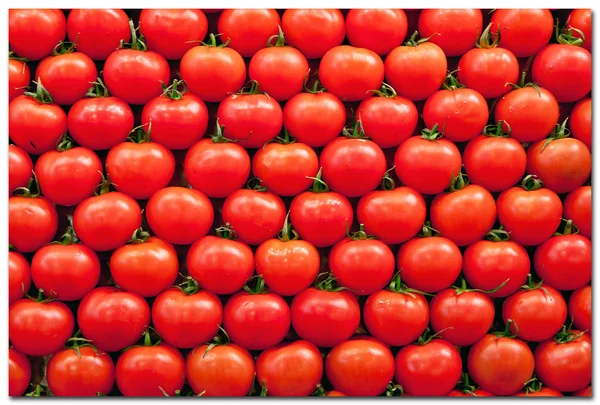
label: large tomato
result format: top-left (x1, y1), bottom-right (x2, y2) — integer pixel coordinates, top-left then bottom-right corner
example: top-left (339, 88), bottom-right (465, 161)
top-left (9, 348), bottom-right (31, 397)
top-left (418, 9), bottom-right (482, 56)
top-left (8, 56), bottom-right (30, 102)
top-left (563, 186), bottom-right (591, 239)
top-left (569, 285), bottom-right (591, 333)
top-left (490, 9), bottom-right (554, 57)
top-left (9, 9), bottom-right (66, 60)
top-left (345, 9), bottom-right (408, 56)
top-left (567, 9), bottom-right (592, 52)
top-left (66, 9), bottom-right (130, 60)
top-left (281, 9), bottom-right (345, 59)
top-left (569, 97), bottom-right (591, 150)
top-left (9, 190), bottom-right (58, 253)
top-left (218, 9), bottom-right (280, 57)
top-left (9, 251), bottom-right (31, 306)
top-left (8, 144), bottom-right (33, 194)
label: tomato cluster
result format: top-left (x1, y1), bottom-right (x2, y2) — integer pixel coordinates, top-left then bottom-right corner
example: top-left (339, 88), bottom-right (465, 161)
top-left (8, 8), bottom-right (592, 398)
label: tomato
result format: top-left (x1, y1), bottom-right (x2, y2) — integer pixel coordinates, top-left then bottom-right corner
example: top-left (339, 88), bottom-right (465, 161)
top-left (291, 284), bottom-right (360, 347)
top-left (9, 9), bottom-right (66, 60)
top-left (74, 191), bottom-right (141, 252)
top-left (186, 343), bottom-right (255, 396)
top-left (327, 390), bottom-right (346, 396)
top-left (283, 90), bottom-right (346, 147)
top-left (569, 285), bottom-right (591, 333)
top-left (319, 45), bottom-right (384, 102)
top-left (36, 145), bottom-right (102, 206)
top-left (8, 144), bottom-right (33, 194)
top-left (496, 177), bottom-right (563, 246)
top-left (257, 340), bottom-right (323, 397)
top-left (490, 9), bottom-right (554, 57)
top-left (515, 384), bottom-right (563, 397)
top-left (78, 287), bottom-right (150, 352)
top-left (140, 9), bottom-right (208, 60)
top-left (535, 330), bottom-right (591, 393)
top-left (326, 338), bottom-right (395, 396)
top-left (9, 348), bottom-right (31, 397)
top-left (418, 9), bottom-right (482, 56)
top-left (67, 9), bottom-right (130, 60)
top-left (9, 251), bottom-right (31, 306)
top-left (180, 35), bottom-right (246, 103)
top-left (218, 9), bottom-right (280, 57)
top-left (9, 193), bottom-right (58, 253)
top-left (563, 186), bottom-right (591, 239)
top-left (146, 187), bottom-right (213, 245)
top-left (9, 58), bottom-right (30, 102)
top-left (9, 295), bottom-right (74, 356)
top-left (448, 389), bottom-right (493, 397)
top-left (395, 338), bottom-right (462, 396)
top-left (567, 9), bottom-right (592, 52)
top-left (468, 333), bottom-right (535, 396)
top-left (346, 9), bottom-right (408, 56)
top-left (569, 98), bottom-right (591, 150)
top-left (47, 345), bottom-right (115, 396)
top-left (281, 9), bottom-right (345, 59)
top-left (573, 386), bottom-right (592, 397)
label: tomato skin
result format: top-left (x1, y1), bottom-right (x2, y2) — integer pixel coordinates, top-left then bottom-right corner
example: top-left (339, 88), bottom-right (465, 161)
top-left (74, 192), bottom-right (142, 252)
top-left (9, 9), bottom-right (66, 60)
top-left (532, 44), bottom-right (592, 103)
top-left (418, 9), bottom-right (482, 57)
top-left (364, 289), bottom-right (429, 346)
top-left (468, 334), bottom-right (535, 396)
top-left (448, 389), bottom-right (493, 397)
top-left (567, 9), bottom-right (592, 52)
top-left (395, 339), bottom-right (462, 396)
top-left (9, 95), bottom-right (68, 155)
top-left (534, 332), bottom-right (591, 393)
top-left (256, 340), bottom-right (323, 397)
top-left (9, 348), bottom-right (31, 397)
top-left (573, 386), bottom-right (592, 397)
top-left (569, 98), bottom-right (591, 150)
top-left (8, 144), bottom-right (33, 194)
top-left (515, 387), bottom-right (563, 397)
top-left (282, 9), bottom-right (345, 59)
top-left (320, 45), bottom-right (385, 102)
top-left (346, 9), bottom-right (408, 56)
top-left (398, 237), bottom-right (462, 293)
top-left (9, 298), bottom-right (74, 356)
top-left (569, 285), bottom-right (591, 333)
top-left (458, 48), bottom-right (519, 99)
top-left (8, 59), bottom-right (30, 102)
top-left (68, 96), bottom-right (134, 150)
top-left (534, 234), bottom-right (591, 291)
top-left (186, 344), bottom-right (255, 397)
top-left (463, 135), bottom-right (527, 192)
top-left (291, 288), bottom-right (360, 348)
top-left (223, 291), bottom-right (291, 351)
top-left (77, 287), bottom-right (150, 352)
top-left (490, 9), bottom-right (553, 57)
top-left (9, 252), bottom-right (31, 306)
top-left (67, 9), bottom-right (130, 60)
top-left (356, 95), bottom-right (418, 148)
top-left (47, 346), bottom-right (115, 396)
top-left (36, 147), bottom-right (103, 206)
top-left (9, 196), bottom-right (58, 253)
top-left (218, 9), bottom-right (280, 57)
top-left (327, 390), bottom-right (346, 396)
top-left (146, 187), bottom-right (214, 245)
top-left (563, 186), bottom-right (591, 239)
top-left (326, 338), bottom-right (395, 397)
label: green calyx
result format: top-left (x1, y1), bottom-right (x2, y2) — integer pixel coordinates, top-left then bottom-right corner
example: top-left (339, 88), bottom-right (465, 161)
top-left (306, 168), bottom-right (330, 193)
top-left (85, 78), bottom-right (110, 98)
top-left (553, 323), bottom-right (587, 344)
top-left (278, 211), bottom-right (299, 242)
top-left (243, 275), bottom-right (268, 295)
top-left (386, 383), bottom-right (405, 397)
top-left (8, 51), bottom-right (28, 62)
top-left (161, 79), bottom-right (187, 101)
top-left (346, 223), bottom-right (377, 241)
top-left (540, 118), bottom-right (570, 152)
top-left (127, 122), bottom-right (153, 144)
top-left (380, 167), bottom-right (396, 191)
top-left (304, 79), bottom-right (326, 94)
top-left (271, 129), bottom-right (296, 145)
top-left (475, 23), bottom-right (501, 49)
top-left (123, 327), bottom-right (162, 352)
top-left (342, 120), bottom-right (369, 140)
top-left (442, 72), bottom-right (465, 91)
top-left (267, 25), bottom-right (286, 47)
top-left (483, 121), bottom-right (511, 138)
top-left (452, 276), bottom-right (509, 296)
top-left (215, 223), bottom-right (239, 240)
top-left (404, 30), bottom-right (439, 47)
top-left (314, 272), bottom-right (346, 292)
top-left (446, 169), bottom-right (470, 193)
top-left (485, 227), bottom-right (510, 242)
top-left (368, 82), bottom-right (398, 98)
top-left (420, 123), bottom-right (444, 141)
top-left (202, 325), bottom-right (231, 358)
top-left (387, 272), bottom-right (432, 298)
top-left (93, 172), bottom-right (114, 196)
top-left (553, 218), bottom-right (579, 236)
top-left (13, 172), bottom-right (41, 198)
top-left (202, 33), bottom-right (230, 48)
top-left (52, 40), bottom-right (77, 56)
top-left (210, 119), bottom-right (237, 144)
top-left (128, 227), bottom-right (151, 244)
top-left (177, 276), bottom-right (201, 295)
top-left (556, 18), bottom-right (585, 46)
top-left (506, 71), bottom-right (542, 96)
top-left (414, 327), bottom-right (448, 346)
top-left (56, 133), bottom-right (76, 152)
top-left (246, 177), bottom-right (268, 192)
top-left (51, 227), bottom-right (80, 246)
top-left (520, 174), bottom-right (544, 191)
top-left (65, 330), bottom-right (101, 359)
top-left (236, 80), bottom-right (262, 96)
top-left (24, 79), bottom-right (53, 104)
top-left (120, 20), bottom-right (147, 51)
top-left (493, 318), bottom-right (519, 339)
top-left (418, 221), bottom-right (440, 238)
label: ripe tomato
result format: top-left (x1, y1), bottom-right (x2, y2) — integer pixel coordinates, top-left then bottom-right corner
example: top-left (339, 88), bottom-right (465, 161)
top-left (257, 340), bottom-right (323, 397)
top-left (281, 9), bottom-right (345, 59)
top-left (8, 144), bottom-right (33, 194)
top-left (319, 45), bottom-right (384, 102)
top-left (47, 345), bottom-right (115, 396)
top-left (567, 9), bottom-right (592, 52)
top-left (9, 251), bottom-right (31, 306)
top-left (563, 186), bottom-right (591, 239)
top-left (570, 98), bottom-right (591, 150)
top-left (140, 9), bottom-right (208, 60)
top-left (146, 187), bottom-right (214, 245)
top-left (8, 57), bottom-right (30, 102)
top-left (327, 390), bottom-right (346, 397)
top-left (67, 9), bottom-right (130, 60)
top-left (346, 9), bottom-right (408, 56)
top-left (9, 348), bottom-right (31, 397)
top-left (490, 9), bottom-right (554, 57)
top-left (218, 9), bottom-right (280, 57)
top-left (418, 9), bottom-right (482, 56)
top-left (326, 338), bottom-right (395, 396)
top-left (74, 191), bottom-right (141, 251)
top-left (78, 287), bottom-right (150, 352)
top-left (9, 294), bottom-right (74, 356)
top-left (569, 285), bottom-right (591, 334)
top-left (9, 192), bottom-right (58, 253)
top-left (9, 9), bottom-right (66, 60)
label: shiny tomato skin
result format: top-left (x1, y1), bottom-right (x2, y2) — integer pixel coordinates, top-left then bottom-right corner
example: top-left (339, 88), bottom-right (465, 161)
top-left (146, 187), bottom-right (214, 245)
top-left (291, 288), bottom-right (361, 348)
top-left (468, 334), bottom-right (535, 396)
top-left (47, 346), bottom-right (115, 396)
top-left (218, 9), bottom-right (280, 57)
top-left (327, 390), bottom-right (346, 396)
top-left (532, 44), bottom-right (592, 103)
top-left (569, 285), bottom-right (591, 333)
top-left (9, 196), bottom-right (58, 253)
top-left (319, 45), bottom-right (385, 102)
top-left (223, 291), bottom-right (291, 351)
top-left (345, 9), bottom-right (408, 56)
top-left (9, 9), bottom-right (66, 61)
top-left (534, 234), bottom-right (591, 291)
top-left (256, 340), bottom-right (323, 397)
top-left (364, 289), bottom-right (429, 346)
top-left (567, 9), bottom-right (592, 52)
top-left (573, 386), bottom-right (592, 397)
top-left (418, 9), bottom-right (482, 57)
top-left (326, 338), bottom-right (395, 396)
top-left (68, 96), bottom-right (134, 150)
top-left (186, 343), bottom-right (255, 396)
top-left (8, 144), bottom-right (33, 194)
top-left (458, 48), bottom-right (519, 99)
top-left (563, 186), bottom-right (591, 239)
top-left (570, 98), bottom-right (591, 150)
top-left (490, 9), bottom-right (554, 57)
top-left (281, 9), bottom-right (345, 59)
top-left (9, 348), bottom-right (31, 397)
top-left (9, 252), bottom-right (31, 306)
top-left (35, 147), bottom-right (103, 206)
top-left (8, 59), bottom-right (30, 102)
top-left (67, 9), bottom-right (130, 60)
top-left (463, 135), bottom-right (527, 192)
top-left (9, 298), bottom-right (74, 356)
top-left (356, 95), bottom-right (418, 148)
top-left (77, 287), bottom-right (150, 353)
top-left (73, 192), bottom-right (141, 252)
top-left (9, 94), bottom-right (68, 155)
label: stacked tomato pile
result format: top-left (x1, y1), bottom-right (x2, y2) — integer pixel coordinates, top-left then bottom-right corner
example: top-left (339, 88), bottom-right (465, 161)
top-left (8, 8), bottom-right (592, 398)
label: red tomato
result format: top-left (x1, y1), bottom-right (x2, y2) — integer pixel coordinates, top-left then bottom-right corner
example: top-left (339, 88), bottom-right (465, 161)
top-left (418, 9), bottom-right (482, 56)
top-left (257, 340), bottom-right (323, 397)
top-left (146, 187), bottom-right (214, 245)
top-left (67, 9), bottom-right (130, 60)
top-left (563, 186), bottom-right (591, 239)
top-left (319, 45), bottom-right (385, 102)
top-left (346, 9), bottom-right (408, 56)
top-left (490, 9), bottom-right (554, 57)
top-left (9, 348), bottom-right (31, 397)
top-left (448, 389), bottom-right (493, 397)
top-left (9, 9), bottom-right (66, 60)
top-left (8, 144), bottom-right (33, 194)
top-left (567, 9), bottom-right (592, 52)
top-left (77, 287), bottom-right (150, 352)
top-left (8, 58), bottom-right (30, 102)
top-left (326, 338), bottom-right (395, 396)
top-left (140, 9), bottom-right (208, 60)
top-left (569, 285), bottom-right (591, 334)
top-left (47, 346), bottom-right (115, 396)
top-left (218, 9), bottom-right (280, 57)
top-left (281, 9), bottom-right (345, 59)
top-left (515, 384), bottom-right (563, 397)
top-left (9, 194), bottom-right (58, 253)
top-left (9, 295), bottom-right (74, 356)
top-left (9, 251), bottom-right (31, 306)
top-left (74, 191), bottom-right (142, 252)
top-left (570, 98), bottom-right (591, 150)
top-left (327, 390), bottom-right (346, 396)
top-left (573, 386), bottom-right (592, 397)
